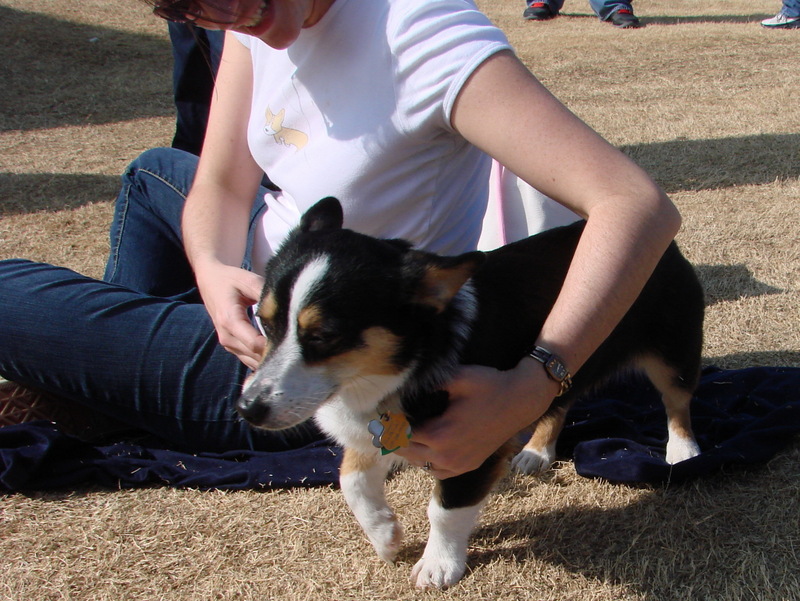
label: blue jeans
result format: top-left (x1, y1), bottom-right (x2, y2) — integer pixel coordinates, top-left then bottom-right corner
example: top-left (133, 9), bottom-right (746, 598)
top-left (0, 148), bottom-right (321, 452)
top-left (527, 0), bottom-right (633, 20)
top-left (781, 0), bottom-right (800, 17)
top-left (168, 23), bottom-right (225, 156)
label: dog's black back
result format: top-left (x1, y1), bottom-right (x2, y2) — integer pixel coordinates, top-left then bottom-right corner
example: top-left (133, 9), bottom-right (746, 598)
top-left (466, 221), bottom-right (704, 393)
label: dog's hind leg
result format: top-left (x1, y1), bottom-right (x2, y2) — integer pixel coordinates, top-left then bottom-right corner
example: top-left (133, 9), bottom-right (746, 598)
top-left (639, 356), bottom-right (701, 464)
top-left (412, 442), bottom-right (514, 589)
top-left (512, 402), bottom-right (570, 475)
top-left (340, 448), bottom-right (404, 563)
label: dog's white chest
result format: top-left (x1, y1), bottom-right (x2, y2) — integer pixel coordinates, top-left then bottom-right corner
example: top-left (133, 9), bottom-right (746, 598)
top-left (314, 372), bottom-right (410, 454)
top-left (314, 398), bottom-right (383, 456)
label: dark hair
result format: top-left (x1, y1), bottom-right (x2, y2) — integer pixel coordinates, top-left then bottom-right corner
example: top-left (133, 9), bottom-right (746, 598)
top-left (144, 0), bottom-right (241, 24)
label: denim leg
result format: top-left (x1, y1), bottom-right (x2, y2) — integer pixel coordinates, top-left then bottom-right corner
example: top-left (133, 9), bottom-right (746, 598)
top-left (168, 22), bottom-right (225, 156)
top-left (0, 149), bottom-right (319, 452)
top-left (589, 0), bottom-right (633, 20)
top-left (105, 147), bottom-right (265, 298)
top-left (0, 260), bottom-right (319, 452)
top-left (104, 147), bottom-right (200, 300)
top-left (782, 0), bottom-right (800, 17)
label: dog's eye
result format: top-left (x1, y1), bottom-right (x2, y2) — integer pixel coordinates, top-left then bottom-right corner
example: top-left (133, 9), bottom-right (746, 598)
top-left (303, 330), bottom-right (336, 346)
top-left (256, 316), bottom-right (274, 338)
top-left (300, 328), bottom-right (343, 356)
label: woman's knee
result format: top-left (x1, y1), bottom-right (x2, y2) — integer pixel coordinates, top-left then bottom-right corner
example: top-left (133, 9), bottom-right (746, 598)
top-left (110, 147), bottom-right (199, 254)
top-left (121, 147), bottom-right (200, 202)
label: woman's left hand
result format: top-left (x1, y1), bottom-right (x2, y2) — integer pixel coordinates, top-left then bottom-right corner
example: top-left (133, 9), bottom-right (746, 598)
top-left (395, 361), bottom-right (558, 479)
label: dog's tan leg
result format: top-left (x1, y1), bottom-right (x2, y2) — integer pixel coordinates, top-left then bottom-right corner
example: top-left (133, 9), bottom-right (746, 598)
top-left (512, 404), bottom-right (569, 475)
top-left (639, 357), bottom-right (701, 464)
top-left (339, 447), bottom-right (403, 563)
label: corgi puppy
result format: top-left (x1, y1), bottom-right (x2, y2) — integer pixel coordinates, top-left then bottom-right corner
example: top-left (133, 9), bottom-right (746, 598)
top-left (237, 197), bottom-right (703, 589)
top-left (264, 107), bottom-right (308, 151)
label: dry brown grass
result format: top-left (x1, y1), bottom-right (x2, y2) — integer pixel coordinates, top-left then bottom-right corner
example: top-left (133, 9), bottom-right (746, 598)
top-left (1, 0), bottom-right (799, 599)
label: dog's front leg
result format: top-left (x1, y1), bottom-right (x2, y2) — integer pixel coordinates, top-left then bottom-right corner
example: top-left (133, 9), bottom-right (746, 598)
top-left (340, 447), bottom-right (403, 563)
top-left (411, 494), bottom-right (484, 589)
top-left (411, 445), bottom-right (512, 589)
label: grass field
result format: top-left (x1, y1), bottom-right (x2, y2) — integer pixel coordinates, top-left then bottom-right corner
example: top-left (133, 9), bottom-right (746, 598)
top-left (1, 0), bottom-right (798, 599)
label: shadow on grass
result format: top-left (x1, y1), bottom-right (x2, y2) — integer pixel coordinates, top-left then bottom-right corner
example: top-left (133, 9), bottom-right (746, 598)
top-left (705, 351), bottom-right (800, 370)
top-left (467, 452), bottom-right (800, 598)
top-left (695, 263), bottom-right (784, 305)
top-left (641, 13), bottom-right (773, 25)
top-left (0, 172), bottom-right (120, 216)
top-left (622, 133), bottom-right (800, 193)
top-left (560, 12), bottom-right (771, 24)
top-left (0, 5), bottom-right (174, 132)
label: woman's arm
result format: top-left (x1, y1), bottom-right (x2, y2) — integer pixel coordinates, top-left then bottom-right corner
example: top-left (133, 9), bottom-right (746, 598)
top-left (398, 50), bottom-right (681, 478)
top-left (182, 33), bottom-right (268, 369)
top-left (455, 50), bottom-right (680, 377)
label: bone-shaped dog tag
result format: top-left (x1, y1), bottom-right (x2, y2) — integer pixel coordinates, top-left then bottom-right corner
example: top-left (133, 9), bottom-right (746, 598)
top-left (368, 412), bottom-right (412, 455)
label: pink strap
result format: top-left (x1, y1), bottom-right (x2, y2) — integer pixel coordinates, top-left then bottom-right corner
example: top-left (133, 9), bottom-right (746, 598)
top-left (490, 159), bottom-right (508, 246)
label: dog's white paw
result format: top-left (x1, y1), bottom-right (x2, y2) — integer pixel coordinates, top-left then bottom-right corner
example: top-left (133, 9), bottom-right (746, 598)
top-left (411, 555), bottom-right (466, 590)
top-left (666, 437), bottom-right (701, 464)
top-left (366, 514), bottom-right (404, 563)
top-left (511, 445), bottom-right (555, 475)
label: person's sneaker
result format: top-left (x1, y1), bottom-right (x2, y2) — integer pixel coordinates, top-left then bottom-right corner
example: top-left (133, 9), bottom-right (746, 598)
top-left (0, 379), bottom-right (129, 441)
top-left (524, 2), bottom-right (558, 20)
top-left (609, 8), bottom-right (642, 28)
top-left (0, 380), bottom-right (67, 427)
top-left (761, 12), bottom-right (800, 28)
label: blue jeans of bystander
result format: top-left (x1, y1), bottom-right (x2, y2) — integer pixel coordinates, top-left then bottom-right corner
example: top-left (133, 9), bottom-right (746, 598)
top-left (526, 0), bottom-right (633, 20)
top-left (780, 0), bottom-right (800, 17)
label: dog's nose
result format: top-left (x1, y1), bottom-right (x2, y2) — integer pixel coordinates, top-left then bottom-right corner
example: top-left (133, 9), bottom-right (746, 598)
top-left (236, 391), bottom-right (271, 425)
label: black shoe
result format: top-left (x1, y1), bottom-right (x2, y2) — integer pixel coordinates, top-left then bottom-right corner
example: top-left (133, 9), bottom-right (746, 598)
top-left (609, 8), bottom-right (642, 28)
top-left (524, 3), bottom-right (558, 20)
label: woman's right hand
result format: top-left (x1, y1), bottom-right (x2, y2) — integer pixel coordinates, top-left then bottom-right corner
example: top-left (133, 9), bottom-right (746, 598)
top-left (177, 35), bottom-right (272, 371)
top-left (195, 261), bottom-right (267, 370)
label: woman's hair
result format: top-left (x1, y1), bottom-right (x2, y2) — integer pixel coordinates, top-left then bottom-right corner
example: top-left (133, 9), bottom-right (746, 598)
top-left (143, 0), bottom-right (243, 25)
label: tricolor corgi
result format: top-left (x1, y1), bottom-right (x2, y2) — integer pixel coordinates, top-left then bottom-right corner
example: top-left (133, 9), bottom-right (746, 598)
top-left (236, 197), bottom-right (703, 589)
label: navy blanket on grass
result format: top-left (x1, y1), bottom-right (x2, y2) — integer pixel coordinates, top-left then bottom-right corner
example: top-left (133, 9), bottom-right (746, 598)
top-left (1, 366), bottom-right (798, 491)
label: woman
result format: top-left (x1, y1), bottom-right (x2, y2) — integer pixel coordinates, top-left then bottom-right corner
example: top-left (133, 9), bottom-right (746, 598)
top-left (0, 0), bottom-right (680, 480)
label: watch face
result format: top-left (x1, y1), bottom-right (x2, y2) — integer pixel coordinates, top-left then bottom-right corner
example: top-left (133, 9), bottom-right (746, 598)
top-left (546, 357), bottom-right (567, 381)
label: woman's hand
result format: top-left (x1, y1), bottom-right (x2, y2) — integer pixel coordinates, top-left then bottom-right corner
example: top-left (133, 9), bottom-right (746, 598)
top-left (179, 35), bottom-right (270, 370)
top-left (396, 360), bottom-right (559, 479)
top-left (195, 261), bottom-right (266, 369)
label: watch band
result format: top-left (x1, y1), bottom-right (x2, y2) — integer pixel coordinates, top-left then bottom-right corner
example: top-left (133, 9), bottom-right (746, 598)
top-left (528, 346), bottom-right (573, 397)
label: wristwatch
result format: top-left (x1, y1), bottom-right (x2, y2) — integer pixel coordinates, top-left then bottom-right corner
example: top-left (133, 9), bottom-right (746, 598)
top-left (528, 346), bottom-right (573, 397)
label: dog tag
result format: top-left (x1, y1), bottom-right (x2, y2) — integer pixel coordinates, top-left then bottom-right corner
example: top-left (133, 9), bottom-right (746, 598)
top-left (368, 412), bottom-right (412, 455)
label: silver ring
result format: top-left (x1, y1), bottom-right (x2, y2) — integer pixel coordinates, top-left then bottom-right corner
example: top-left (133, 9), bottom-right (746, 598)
top-left (423, 461), bottom-right (433, 471)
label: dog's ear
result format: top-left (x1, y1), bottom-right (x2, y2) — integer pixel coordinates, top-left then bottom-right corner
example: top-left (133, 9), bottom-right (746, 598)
top-left (410, 251), bottom-right (486, 313)
top-left (300, 197), bottom-right (344, 233)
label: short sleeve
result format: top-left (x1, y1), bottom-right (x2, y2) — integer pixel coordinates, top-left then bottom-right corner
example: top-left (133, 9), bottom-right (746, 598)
top-left (389, 0), bottom-right (512, 134)
top-left (231, 31), bottom-right (253, 49)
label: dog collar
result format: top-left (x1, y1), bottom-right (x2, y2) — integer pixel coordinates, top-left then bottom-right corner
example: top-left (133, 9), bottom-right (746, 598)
top-left (528, 346), bottom-right (573, 397)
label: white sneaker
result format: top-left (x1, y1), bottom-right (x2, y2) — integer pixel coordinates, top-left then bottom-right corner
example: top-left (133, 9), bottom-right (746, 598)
top-left (761, 12), bottom-right (800, 28)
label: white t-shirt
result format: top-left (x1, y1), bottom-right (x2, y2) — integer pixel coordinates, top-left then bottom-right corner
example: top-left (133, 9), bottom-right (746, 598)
top-left (232, 0), bottom-right (511, 273)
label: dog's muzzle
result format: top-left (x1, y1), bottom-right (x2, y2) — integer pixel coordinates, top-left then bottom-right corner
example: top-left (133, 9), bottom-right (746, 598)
top-left (235, 388), bottom-right (272, 426)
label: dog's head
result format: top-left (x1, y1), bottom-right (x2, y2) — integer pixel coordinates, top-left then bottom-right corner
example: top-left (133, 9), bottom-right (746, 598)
top-left (236, 197), bottom-right (485, 430)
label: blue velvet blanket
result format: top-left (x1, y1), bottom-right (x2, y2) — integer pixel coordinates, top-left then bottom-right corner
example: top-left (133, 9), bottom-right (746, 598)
top-left (1, 366), bottom-right (798, 491)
